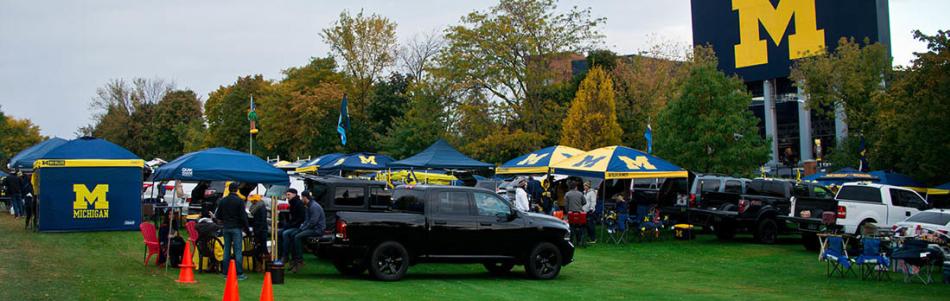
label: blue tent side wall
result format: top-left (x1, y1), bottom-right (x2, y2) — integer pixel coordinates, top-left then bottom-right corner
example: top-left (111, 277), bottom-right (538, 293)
top-left (38, 166), bottom-right (142, 232)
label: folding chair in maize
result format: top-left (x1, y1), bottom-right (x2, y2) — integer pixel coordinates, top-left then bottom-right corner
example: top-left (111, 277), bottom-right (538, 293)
top-left (632, 204), bottom-right (661, 242)
top-left (604, 211), bottom-right (628, 245)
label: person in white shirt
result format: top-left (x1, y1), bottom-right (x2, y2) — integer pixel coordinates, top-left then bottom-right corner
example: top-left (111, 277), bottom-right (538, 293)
top-left (583, 181), bottom-right (598, 243)
top-left (514, 179), bottom-right (530, 212)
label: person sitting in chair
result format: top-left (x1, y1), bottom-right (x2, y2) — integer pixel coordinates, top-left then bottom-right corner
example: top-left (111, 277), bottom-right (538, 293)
top-left (288, 190), bottom-right (325, 273)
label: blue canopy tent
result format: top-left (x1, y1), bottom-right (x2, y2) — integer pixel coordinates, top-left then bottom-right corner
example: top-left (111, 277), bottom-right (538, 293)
top-left (868, 170), bottom-right (924, 188)
top-left (497, 145), bottom-right (585, 174)
top-left (33, 137), bottom-right (144, 232)
top-left (295, 153), bottom-right (345, 174)
top-left (317, 153), bottom-right (395, 176)
top-left (389, 139), bottom-right (492, 169)
top-left (802, 172), bottom-right (825, 182)
top-left (152, 147), bottom-right (289, 185)
top-left (551, 146), bottom-right (687, 179)
top-left (816, 168), bottom-right (878, 186)
top-left (7, 137), bottom-right (67, 170)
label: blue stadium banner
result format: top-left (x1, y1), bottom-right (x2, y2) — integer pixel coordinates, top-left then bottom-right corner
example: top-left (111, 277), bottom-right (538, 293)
top-left (691, 0), bottom-right (890, 82)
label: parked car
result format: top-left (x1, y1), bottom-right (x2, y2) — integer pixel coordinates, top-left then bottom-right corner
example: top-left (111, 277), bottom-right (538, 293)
top-left (322, 185), bottom-right (574, 281)
top-left (689, 179), bottom-right (835, 245)
top-left (892, 209), bottom-right (950, 262)
top-left (657, 173), bottom-right (749, 224)
top-left (835, 183), bottom-right (930, 235)
top-left (786, 183), bottom-right (839, 250)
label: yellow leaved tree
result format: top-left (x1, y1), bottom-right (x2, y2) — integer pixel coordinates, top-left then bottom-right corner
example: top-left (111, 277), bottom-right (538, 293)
top-left (560, 66), bottom-right (623, 150)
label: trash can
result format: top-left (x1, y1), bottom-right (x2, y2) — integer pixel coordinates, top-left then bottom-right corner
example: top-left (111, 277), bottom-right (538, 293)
top-left (674, 224), bottom-right (695, 240)
top-left (267, 260), bottom-right (285, 285)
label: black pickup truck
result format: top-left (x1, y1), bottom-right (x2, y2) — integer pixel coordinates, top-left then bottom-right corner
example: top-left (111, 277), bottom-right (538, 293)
top-left (688, 179), bottom-right (836, 247)
top-left (323, 185), bottom-right (574, 281)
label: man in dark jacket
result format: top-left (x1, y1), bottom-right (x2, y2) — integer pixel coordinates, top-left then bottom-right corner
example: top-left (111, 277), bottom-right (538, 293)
top-left (215, 182), bottom-right (250, 280)
top-left (289, 190), bottom-right (325, 272)
top-left (248, 193), bottom-right (269, 271)
top-left (3, 170), bottom-right (23, 218)
top-left (279, 188), bottom-right (304, 261)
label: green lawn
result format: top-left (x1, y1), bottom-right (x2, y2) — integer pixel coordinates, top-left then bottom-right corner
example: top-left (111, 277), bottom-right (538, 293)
top-left (1, 215), bottom-right (948, 301)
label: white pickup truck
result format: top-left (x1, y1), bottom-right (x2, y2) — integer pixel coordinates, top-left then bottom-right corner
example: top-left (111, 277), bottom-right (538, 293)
top-left (834, 183), bottom-right (930, 234)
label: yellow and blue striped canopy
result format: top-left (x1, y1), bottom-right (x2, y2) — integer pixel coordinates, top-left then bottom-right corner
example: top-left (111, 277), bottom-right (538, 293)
top-left (496, 145), bottom-right (585, 174)
top-left (551, 146), bottom-right (687, 179)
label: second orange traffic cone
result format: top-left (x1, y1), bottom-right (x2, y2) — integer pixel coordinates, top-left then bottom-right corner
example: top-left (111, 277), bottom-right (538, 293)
top-left (260, 271), bottom-right (273, 301)
top-left (222, 259), bottom-right (239, 301)
top-left (176, 241), bottom-right (197, 284)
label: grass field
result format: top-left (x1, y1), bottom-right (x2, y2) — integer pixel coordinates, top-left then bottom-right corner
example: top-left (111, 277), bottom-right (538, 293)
top-left (1, 215), bottom-right (948, 301)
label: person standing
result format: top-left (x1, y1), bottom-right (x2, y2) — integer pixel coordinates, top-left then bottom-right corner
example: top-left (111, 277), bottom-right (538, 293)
top-left (215, 182), bottom-right (250, 280)
top-left (248, 193), bottom-right (269, 272)
top-left (565, 182), bottom-right (587, 244)
top-left (22, 172), bottom-right (35, 229)
top-left (3, 170), bottom-right (23, 218)
top-left (514, 179), bottom-right (530, 212)
top-left (289, 191), bottom-right (325, 273)
top-left (526, 177), bottom-right (543, 212)
top-left (583, 181), bottom-right (598, 244)
top-left (280, 189), bottom-right (305, 262)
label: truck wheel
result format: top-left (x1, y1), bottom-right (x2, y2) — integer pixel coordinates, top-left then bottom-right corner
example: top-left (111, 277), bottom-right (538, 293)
top-left (856, 220), bottom-right (876, 236)
top-left (754, 218), bottom-right (778, 244)
top-left (525, 242), bottom-right (561, 280)
top-left (801, 232), bottom-right (819, 251)
top-left (368, 241), bottom-right (409, 281)
top-left (715, 221), bottom-right (736, 240)
top-left (484, 262), bottom-right (515, 275)
top-left (332, 257), bottom-right (366, 277)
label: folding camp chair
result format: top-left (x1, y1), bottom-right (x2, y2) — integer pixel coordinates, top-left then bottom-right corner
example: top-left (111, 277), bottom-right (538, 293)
top-left (632, 204), bottom-right (661, 242)
top-left (139, 222), bottom-right (161, 267)
top-left (604, 211), bottom-right (627, 244)
top-left (821, 236), bottom-right (854, 277)
top-left (892, 239), bottom-right (939, 284)
top-left (855, 238), bottom-right (891, 281)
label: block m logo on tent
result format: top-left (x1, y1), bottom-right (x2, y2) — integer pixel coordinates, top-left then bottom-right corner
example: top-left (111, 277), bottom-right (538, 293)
top-left (618, 156), bottom-right (657, 170)
top-left (73, 184), bottom-right (109, 219)
top-left (517, 153), bottom-right (549, 165)
top-left (572, 155), bottom-right (605, 168)
top-left (359, 155), bottom-right (377, 165)
top-left (733, 0), bottom-right (825, 68)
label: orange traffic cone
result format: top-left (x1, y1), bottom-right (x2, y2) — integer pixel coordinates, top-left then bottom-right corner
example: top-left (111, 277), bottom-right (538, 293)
top-left (223, 259), bottom-right (239, 301)
top-left (176, 242), bottom-right (197, 284)
top-left (260, 272), bottom-right (273, 301)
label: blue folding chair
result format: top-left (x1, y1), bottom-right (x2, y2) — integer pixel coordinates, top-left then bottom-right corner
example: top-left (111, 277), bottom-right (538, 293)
top-left (604, 211), bottom-right (628, 244)
top-left (856, 238), bottom-right (891, 280)
top-left (632, 204), bottom-right (661, 242)
top-left (821, 236), bottom-right (854, 277)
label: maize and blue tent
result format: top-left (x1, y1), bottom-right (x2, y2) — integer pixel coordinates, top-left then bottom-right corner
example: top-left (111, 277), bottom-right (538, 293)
top-left (496, 145), bottom-right (585, 174)
top-left (295, 153), bottom-right (345, 174)
top-left (7, 137), bottom-right (68, 170)
top-left (318, 152), bottom-right (395, 176)
top-left (151, 147), bottom-right (289, 185)
top-left (389, 139), bottom-right (492, 170)
top-left (868, 170), bottom-right (925, 188)
top-left (816, 168), bottom-right (879, 186)
top-left (551, 146), bottom-right (688, 179)
top-left (33, 137), bottom-right (144, 232)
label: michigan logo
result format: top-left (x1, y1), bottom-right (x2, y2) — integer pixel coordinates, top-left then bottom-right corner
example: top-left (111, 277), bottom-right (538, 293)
top-left (359, 155), bottom-right (377, 165)
top-left (517, 153), bottom-right (549, 165)
top-left (73, 184), bottom-right (109, 219)
top-left (572, 155), bottom-right (606, 168)
top-left (733, 0), bottom-right (825, 68)
top-left (618, 156), bottom-right (657, 170)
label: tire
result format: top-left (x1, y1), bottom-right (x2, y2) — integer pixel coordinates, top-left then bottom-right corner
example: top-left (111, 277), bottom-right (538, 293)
top-left (367, 241), bottom-right (409, 281)
top-left (484, 262), bottom-right (515, 275)
top-left (332, 256), bottom-right (366, 277)
top-left (525, 242), bottom-right (562, 280)
top-left (715, 221), bottom-right (736, 240)
top-left (856, 220), bottom-right (876, 236)
top-left (801, 231), bottom-right (820, 251)
top-left (755, 218), bottom-right (778, 244)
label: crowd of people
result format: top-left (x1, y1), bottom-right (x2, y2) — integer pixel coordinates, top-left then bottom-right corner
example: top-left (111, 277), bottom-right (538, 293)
top-left (1, 169), bottom-right (37, 230)
top-left (509, 177), bottom-right (599, 244)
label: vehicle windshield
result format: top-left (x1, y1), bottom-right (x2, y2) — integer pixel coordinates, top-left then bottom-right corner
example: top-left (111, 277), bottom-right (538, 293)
top-left (906, 211), bottom-right (950, 226)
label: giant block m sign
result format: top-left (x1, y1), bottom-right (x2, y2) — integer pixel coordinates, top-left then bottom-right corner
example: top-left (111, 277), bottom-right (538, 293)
top-left (691, 0), bottom-right (889, 82)
top-left (73, 184), bottom-right (109, 219)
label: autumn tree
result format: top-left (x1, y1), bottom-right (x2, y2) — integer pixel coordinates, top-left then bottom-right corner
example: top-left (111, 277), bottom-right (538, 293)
top-left (655, 48), bottom-right (768, 175)
top-left (438, 0), bottom-right (604, 134)
top-left (148, 90), bottom-right (204, 159)
top-left (205, 75), bottom-right (271, 154)
top-left (381, 81), bottom-right (449, 159)
top-left (560, 67), bottom-right (622, 150)
top-left (0, 106), bottom-right (45, 167)
top-left (873, 30), bottom-right (950, 185)
top-left (321, 9), bottom-right (398, 110)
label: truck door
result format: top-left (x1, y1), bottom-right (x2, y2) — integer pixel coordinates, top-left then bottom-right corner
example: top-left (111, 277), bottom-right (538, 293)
top-left (427, 190), bottom-right (478, 256)
top-left (888, 189), bottom-right (928, 226)
top-left (473, 191), bottom-right (522, 256)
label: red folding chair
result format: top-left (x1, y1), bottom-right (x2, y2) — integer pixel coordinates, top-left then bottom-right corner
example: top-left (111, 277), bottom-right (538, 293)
top-left (139, 222), bottom-right (161, 266)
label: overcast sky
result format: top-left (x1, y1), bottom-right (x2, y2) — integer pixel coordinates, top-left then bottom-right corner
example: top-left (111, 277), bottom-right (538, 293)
top-left (0, 0), bottom-right (945, 138)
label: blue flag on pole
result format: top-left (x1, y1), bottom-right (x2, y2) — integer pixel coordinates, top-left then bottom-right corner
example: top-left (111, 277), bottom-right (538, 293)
top-left (644, 124), bottom-right (653, 154)
top-left (337, 95), bottom-right (349, 145)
